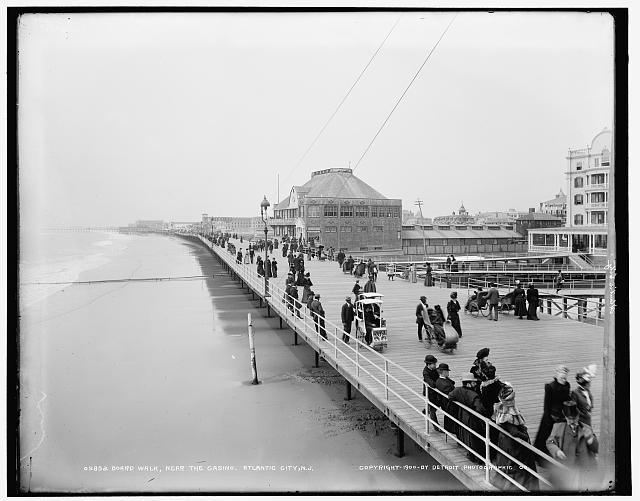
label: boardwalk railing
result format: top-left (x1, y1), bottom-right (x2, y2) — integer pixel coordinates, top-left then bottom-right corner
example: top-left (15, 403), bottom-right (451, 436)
top-left (194, 234), bottom-right (573, 492)
top-left (466, 278), bottom-right (605, 326)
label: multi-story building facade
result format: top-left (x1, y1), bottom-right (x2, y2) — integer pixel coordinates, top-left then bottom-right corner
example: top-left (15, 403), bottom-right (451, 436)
top-left (271, 168), bottom-right (402, 252)
top-left (528, 127), bottom-right (611, 257)
top-left (475, 209), bottom-right (527, 225)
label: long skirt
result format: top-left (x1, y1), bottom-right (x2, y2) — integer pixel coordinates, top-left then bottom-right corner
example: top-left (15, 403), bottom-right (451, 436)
top-left (515, 297), bottom-right (527, 317)
top-left (527, 301), bottom-right (538, 320)
top-left (449, 312), bottom-right (462, 337)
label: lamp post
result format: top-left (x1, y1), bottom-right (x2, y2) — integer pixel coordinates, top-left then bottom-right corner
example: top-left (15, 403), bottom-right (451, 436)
top-left (260, 195), bottom-right (270, 297)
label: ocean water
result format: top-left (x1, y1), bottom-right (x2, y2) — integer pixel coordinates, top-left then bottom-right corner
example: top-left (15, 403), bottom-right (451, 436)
top-left (19, 230), bottom-right (131, 310)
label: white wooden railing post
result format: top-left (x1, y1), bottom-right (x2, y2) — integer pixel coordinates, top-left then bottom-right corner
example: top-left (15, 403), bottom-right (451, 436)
top-left (385, 359), bottom-right (389, 401)
top-left (485, 420), bottom-right (491, 483)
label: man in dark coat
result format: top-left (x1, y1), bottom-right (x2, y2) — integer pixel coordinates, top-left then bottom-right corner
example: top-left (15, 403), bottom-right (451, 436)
top-left (282, 243), bottom-right (288, 258)
top-left (571, 366), bottom-right (596, 427)
top-left (341, 297), bottom-right (355, 343)
top-left (265, 257), bottom-right (272, 278)
top-left (337, 250), bottom-right (345, 267)
top-left (310, 294), bottom-right (326, 339)
top-left (534, 364), bottom-right (571, 456)
top-left (526, 283), bottom-right (540, 320)
top-left (236, 250), bottom-right (243, 264)
top-left (435, 363), bottom-right (456, 434)
top-left (449, 373), bottom-right (487, 462)
top-left (486, 282), bottom-right (500, 321)
top-left (415, 296), bottom-right (431, 343)
top-left (422, 355), bottom-right (441, 431)
top-left (352, 280), bottom-right (361, 300)
top-left (289, 285), bottom-right (301, 318)
top-left (257, 257), bottom-right (265, 277)
top-left (271, 259), bottom-right (278, 278)
top-left (286, 271), bottom-right (295, 286)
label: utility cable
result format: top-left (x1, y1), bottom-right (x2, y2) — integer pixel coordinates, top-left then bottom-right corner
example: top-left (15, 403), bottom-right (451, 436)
top-left (282, 15), bottom-right (403, 186)
top-left (353, 14), bottom-right (457, 171)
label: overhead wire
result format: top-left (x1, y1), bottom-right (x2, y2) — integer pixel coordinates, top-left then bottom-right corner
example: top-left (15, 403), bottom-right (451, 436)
top-left (353, 14), bottom-right (457, 171)
top-left (281, 14), bottom-right (403, 187)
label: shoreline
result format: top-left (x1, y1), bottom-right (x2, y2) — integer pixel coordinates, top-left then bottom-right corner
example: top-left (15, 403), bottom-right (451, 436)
top-left (19, 233), bottom-right (463, 493)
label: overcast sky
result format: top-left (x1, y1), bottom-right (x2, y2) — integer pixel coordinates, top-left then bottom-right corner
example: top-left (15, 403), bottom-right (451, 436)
top-left (18, 10), bottom-right (614, 227)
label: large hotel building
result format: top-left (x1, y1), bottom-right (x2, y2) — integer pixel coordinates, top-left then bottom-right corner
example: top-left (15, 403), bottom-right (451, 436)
top-left (528, 127), bottom-right (611, 261)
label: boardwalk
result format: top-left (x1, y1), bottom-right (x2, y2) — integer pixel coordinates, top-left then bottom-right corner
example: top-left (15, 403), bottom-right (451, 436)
top-left (204, 236), bottom-right (605, 490)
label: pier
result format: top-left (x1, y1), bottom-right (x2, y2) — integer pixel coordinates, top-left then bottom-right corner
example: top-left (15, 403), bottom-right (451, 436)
top-left (190, 234), bottom-right (604, 491)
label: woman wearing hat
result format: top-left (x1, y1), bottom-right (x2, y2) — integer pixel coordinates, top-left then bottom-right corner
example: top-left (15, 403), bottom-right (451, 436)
top-left (447, 291), bottom-right (463, 338)
top-left (470, 347), bottom-right (491, 383)
top-left (571, 365), bottom-right (596, 427)
top-left (448, 373), bottom-right (486, 462)
top-left (533, 365), bottom-right (571, 455)
top-left (301, 272), bottom-right (313, 304)
top-left (513, 281), bottom-right (527, 319)
top-left (526, 283), bottom-right (540, 320)
top-left (491, 384), bottom-right (539, 491)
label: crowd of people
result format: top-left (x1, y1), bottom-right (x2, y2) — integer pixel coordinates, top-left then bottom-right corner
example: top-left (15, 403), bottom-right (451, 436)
top-left (422, 349), bottom-right (600, 491)
top-left (211, 234), bottom-right (601, 491)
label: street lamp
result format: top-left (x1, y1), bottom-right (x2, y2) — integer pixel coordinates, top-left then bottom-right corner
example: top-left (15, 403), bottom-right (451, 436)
top-left (260, 195), bottom-right (271, 297)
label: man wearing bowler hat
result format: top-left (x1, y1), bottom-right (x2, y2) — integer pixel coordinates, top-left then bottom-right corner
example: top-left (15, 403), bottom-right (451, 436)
top-left (436, 363), bottom-right (456, 434)
top-left (422, 355), bottom-right (441, 431)
top-left (546, 400), bottom-right (600, 490)
top-left (341, 296), bottom-right (355, 343)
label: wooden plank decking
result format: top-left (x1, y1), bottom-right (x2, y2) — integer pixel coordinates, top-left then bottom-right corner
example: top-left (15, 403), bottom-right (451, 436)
top-left (204, 236), bottom-right (606, 490)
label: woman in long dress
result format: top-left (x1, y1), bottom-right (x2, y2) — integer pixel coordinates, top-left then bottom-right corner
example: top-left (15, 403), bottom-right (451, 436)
top-left (491, 384), bottom-right (539, 491)
top-left (513, 281), bottom-right (527, 319)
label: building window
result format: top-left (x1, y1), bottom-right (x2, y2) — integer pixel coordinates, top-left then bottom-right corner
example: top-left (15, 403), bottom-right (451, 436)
top-left (487, 226), bottom-right (500, 230)
top-left (377, 207), bottom-right (386, 218)
top-left (574, 177), bottom-right (584, 188)
top-left (308, 206), bottom-right (321, 218)
top-left (591, 211), bottom-right (605, 225)
top-left (393, 207), bottom-right (400, 218)
top-left (594, 157), bottom-right (600, 168)
top-left (602, 148), bottom-right (610, 166)
top-left (340, 226), bottom-right (352, 232)
top-left (438, 225), bottom-right (450, 230)
top-left (373, 226), bottom-right (383, 232)
top-left (386, 208), bottom-right (393, 217)
top-left (371, 206), bottom-right (378, 217)
top-left (472, 226), bottom-right (484, 230)
top-left (591, 173), bottom-right (605, 184)
top-left (591, 192), bottom-right (606, 203)
top-left (574, 214), bottom-right (584, 225)
top-left (594, 234), bottom-right (607, 248)
top-left (325, 226), bottom-right (337, 233)
top-left (356, 226), bottom-right (368, 232)
top-left (576, 161), bottom-right (582, 171)
top-left (299, 206), bottom-right (304, 217)
top-left (355, 206), bottom-right (369, 217)
top-left (455, 226), bottom-right (467, 230)
top-left (574, 194), bottom-right (584, 205)
top-left (324, 205), bottom-right (338, 217)
top-left (340, 205), bottom-right (353, 217)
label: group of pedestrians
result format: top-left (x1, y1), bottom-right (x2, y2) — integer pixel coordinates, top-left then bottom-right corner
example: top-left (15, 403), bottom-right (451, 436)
top-left (415, 293), bottom-right (463, 347)
top-left (465, 282), bottom-right (541, 321)
top-left (422, 349), bottom-right (599, 491)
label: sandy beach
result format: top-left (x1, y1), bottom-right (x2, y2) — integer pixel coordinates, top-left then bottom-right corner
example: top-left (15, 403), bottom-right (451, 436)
top-left (19, 234), bottom-right (462, 493)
